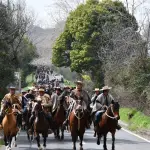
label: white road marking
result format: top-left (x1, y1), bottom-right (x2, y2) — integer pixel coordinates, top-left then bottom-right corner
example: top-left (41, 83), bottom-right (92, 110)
top-left (122, 128), bottom-right (150, 143)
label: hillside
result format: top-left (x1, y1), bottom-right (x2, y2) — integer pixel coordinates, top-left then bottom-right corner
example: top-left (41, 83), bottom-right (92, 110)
top-left (28, 21), bottom-right (65, 66)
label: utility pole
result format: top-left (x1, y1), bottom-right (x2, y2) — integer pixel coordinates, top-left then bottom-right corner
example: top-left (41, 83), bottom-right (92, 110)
top-left (18, 68), bottom-right (21, 93)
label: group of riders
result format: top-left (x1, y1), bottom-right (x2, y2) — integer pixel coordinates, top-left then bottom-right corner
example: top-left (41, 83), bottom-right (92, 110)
top-left (0, 80), bottom-right (121, 137)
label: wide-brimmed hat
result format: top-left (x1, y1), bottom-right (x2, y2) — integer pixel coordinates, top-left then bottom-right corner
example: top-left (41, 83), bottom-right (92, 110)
top-left (36, 97), bottom-right (42, 101)
top-left (34, 88), bottom-right (38, 92)
top-left (38, 88), bottom-right (45, 92)
top-left (21, 89), bottom-right (27, 93)
top-left (93, 88), bottom-right (100, 92)
top-left (64, 85), bottom-right (70, 89)
top-left (9, 86), bottom-right (16, 89)
top-left (74, 81), bottom-right (84, 85)
top-left (100, 86), bottom-right (112, 91)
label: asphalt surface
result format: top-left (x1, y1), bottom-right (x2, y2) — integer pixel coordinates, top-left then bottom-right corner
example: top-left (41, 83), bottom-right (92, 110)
top-left (0, 128), bottom-right (150, 150)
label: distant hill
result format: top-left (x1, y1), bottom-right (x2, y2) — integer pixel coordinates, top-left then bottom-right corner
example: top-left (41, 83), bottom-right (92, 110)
top-left (28, 21), bottom-right (65, 66)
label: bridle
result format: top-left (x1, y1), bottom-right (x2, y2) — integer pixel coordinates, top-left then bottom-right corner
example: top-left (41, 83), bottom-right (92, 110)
top-left (105, 105), bottom-right (119, 119)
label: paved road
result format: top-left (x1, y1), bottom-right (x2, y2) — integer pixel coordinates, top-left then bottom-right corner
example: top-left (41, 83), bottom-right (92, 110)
top-left (0, 129), bottom-right (150, 150)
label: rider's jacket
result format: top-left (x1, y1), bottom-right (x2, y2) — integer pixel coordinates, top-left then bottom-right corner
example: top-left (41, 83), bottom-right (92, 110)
top-left (1, 93), bottom-right (21, 111)
top-left (92, 93), bottom-right (114, 113)
top-left (70, 88), bottom-right (91, 108)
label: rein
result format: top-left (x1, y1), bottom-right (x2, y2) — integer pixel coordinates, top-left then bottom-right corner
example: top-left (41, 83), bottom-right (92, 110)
top-left (105, 106), bottom-right (118, 119)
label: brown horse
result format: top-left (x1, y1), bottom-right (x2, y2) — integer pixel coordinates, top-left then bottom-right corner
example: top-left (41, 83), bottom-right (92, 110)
top-left (1, 102), bottom-right (19, 150)
top-left (69, 100), bottom-right (87, 150)
top-left (34, 103), bottom-right (49, 150)
top-left (53, 97), bottom-right (66, 140)
top-left (97, 100), bottom-right (120, 150)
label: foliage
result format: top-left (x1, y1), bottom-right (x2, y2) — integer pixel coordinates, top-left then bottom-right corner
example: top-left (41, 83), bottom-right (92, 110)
top-left (120, 108), bottom-right (150, 130)
top-left (0, 1), bottom-right (38, 90)
top-left (52, 0), bottom-right (138, 87)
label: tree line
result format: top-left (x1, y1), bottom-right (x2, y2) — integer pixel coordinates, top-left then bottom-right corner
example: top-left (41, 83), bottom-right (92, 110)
top-left (52, 0), bottom-right (150, 115)
top-left (0, 0), bottom-right (38, 97)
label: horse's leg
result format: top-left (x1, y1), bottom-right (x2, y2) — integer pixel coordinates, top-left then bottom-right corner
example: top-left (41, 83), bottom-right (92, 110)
top-left (79, 134), bottom-right (83, 150)
top-left (72, 134), bottom-right (77, 150)
top-left (112, 132), bottom-right (115, 150)
top-left (57, 127), bottom-right (60, 139)
top-left (97, 133), bottom-right (100, 145)
top-left (61, 125), bottom-right (64, 140)
top-left (9, 135), bottom-right (12, 149)
top-left (43, 133), bottom-right (47, 149)
top-left (103, 134), bottom-right (108, 150)
top-left (4, 135), bottom-right (8, 147)
top-left (35, 134), bottom-right (41, 148)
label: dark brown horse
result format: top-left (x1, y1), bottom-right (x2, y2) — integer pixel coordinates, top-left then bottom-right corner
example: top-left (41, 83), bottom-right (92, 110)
top-left (53, 97), bottom-right (66, 140)
top-left (69, 100), bottom-right (87, 150)
top-left (34, 103), bottom-right (49, 150)
top-left (97, 100), bottom-right (120, 150)
top-left (23, 101), bottom-right (33, 142)
top-left (1, 102), bottom-right (19, 150)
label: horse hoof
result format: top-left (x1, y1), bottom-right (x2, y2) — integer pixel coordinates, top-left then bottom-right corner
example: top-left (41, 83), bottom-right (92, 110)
top-left (61, 136), bottom-right (64, 140)
top-left (97, 141), bottom-right (100, 145)
top-left (15, 143), bottom-right (17, 147)
top-left (80, 147), bottom-right (83, 150)
top-left (73, 147), bottom-right (76, 150)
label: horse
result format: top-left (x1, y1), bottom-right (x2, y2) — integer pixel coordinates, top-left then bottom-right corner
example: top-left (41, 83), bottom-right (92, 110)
top-left (53, 96), bottom-right (66, 140)
top-left (34, 103), bottom-right (49, 150)
top-left (12, 104), bottom-right (22, 130)
top-left (69, 100), bottom-right (87, 150)
top-left (96, 100), bottom-right (120, 150)
top-left (23, 101), bottom-right (34, 142)
top-left (1, 102), bottom-right (19, 150)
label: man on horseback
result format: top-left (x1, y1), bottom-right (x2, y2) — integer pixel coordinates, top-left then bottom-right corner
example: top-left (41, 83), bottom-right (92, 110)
top-left (91, 88), bottom-right (100, 106)
top-left (92, 86), bottom-right (121, 131)
top-left (28, 88), bottom-right (53, 134)
top-left (51, 87), bottom-right (62, 114)
top-left (0, 86), bottom-right (22, 126)
top-left (63, 81), bottom-right (91, 128)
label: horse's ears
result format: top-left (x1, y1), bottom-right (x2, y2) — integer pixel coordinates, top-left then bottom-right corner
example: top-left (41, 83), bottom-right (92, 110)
top-left (111, 100), bottom-right (114, 104)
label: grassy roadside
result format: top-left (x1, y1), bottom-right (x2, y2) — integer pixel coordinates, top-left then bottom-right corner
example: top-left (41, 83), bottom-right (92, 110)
top-left (120, 108), bottom-right (150, 131)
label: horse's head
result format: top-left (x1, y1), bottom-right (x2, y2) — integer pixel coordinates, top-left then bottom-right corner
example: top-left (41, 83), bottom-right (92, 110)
top-left (2, 101), bottom-right (12, 115)
top-left (74, 100), bottom-right (85, 116)
top-left (12, 104), bottom-right (21, 116)
top-left (109, 100), bottom-right (120, 120)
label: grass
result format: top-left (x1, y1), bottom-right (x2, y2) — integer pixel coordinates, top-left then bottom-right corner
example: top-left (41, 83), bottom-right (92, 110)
top-left (0, 140), bottom-right (4, 146)
top-left (120, 108), bottom-right (150, 131)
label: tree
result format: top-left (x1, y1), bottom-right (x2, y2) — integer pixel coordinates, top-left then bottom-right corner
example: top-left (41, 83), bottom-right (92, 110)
top-left (52, 0), bottom-right (138, 87)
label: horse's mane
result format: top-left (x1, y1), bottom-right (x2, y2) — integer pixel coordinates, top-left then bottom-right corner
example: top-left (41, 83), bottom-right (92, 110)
top-left (4, 101), bottom-right (12, 108)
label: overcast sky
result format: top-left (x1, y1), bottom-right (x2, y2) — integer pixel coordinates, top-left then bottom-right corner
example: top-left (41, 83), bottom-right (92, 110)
top-left (25, 0), bottom-right (150, 28)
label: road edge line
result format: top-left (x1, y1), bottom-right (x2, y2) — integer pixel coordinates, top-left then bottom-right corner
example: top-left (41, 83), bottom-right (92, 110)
top-left (122, 128), bottom-right (150, 143)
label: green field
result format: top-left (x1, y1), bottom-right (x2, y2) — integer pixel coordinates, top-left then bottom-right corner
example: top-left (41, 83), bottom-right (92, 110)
top-left (120, 108), bottom-right (150, 131)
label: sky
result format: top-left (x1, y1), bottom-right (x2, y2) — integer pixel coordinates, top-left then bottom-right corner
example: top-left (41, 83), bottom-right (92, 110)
top-left (25, 0), bottom-right (150, 28)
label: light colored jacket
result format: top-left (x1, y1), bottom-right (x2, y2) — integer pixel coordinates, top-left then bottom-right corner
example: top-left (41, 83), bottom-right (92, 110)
top-left (92, 93), bottom-right (114, 113)
top-left (1, 93), bottom-right (21, 111)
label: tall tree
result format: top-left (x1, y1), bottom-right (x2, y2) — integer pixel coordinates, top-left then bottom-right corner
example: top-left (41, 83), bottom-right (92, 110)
top-left (52, 0), bottom-right (138, 86)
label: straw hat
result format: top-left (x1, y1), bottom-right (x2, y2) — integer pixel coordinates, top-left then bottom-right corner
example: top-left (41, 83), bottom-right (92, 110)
top-left (74, 81), bottom-right (84, 85)
top-left (38, 88), bottom-right (45, 92)
top-left (9, 86), bottom-right (16, 89)
top-left (100, 86), bottom-right (112, 91)
top-left (93, 88), bottom-right (100, 92)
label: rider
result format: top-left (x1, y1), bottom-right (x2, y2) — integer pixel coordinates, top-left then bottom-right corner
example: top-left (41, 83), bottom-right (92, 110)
top-left (51, 87), bottom-right (62, 114)
top-left (63, 81), bottom-right (91, 128)
top-left (92, 86), bottom-right (121, 130)
top-left (91, 88), bottom-right (100, 106)
top-left (28, 88), bottom-right (53, 134)
top-left (0, 86), bottom-right (22, 125)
